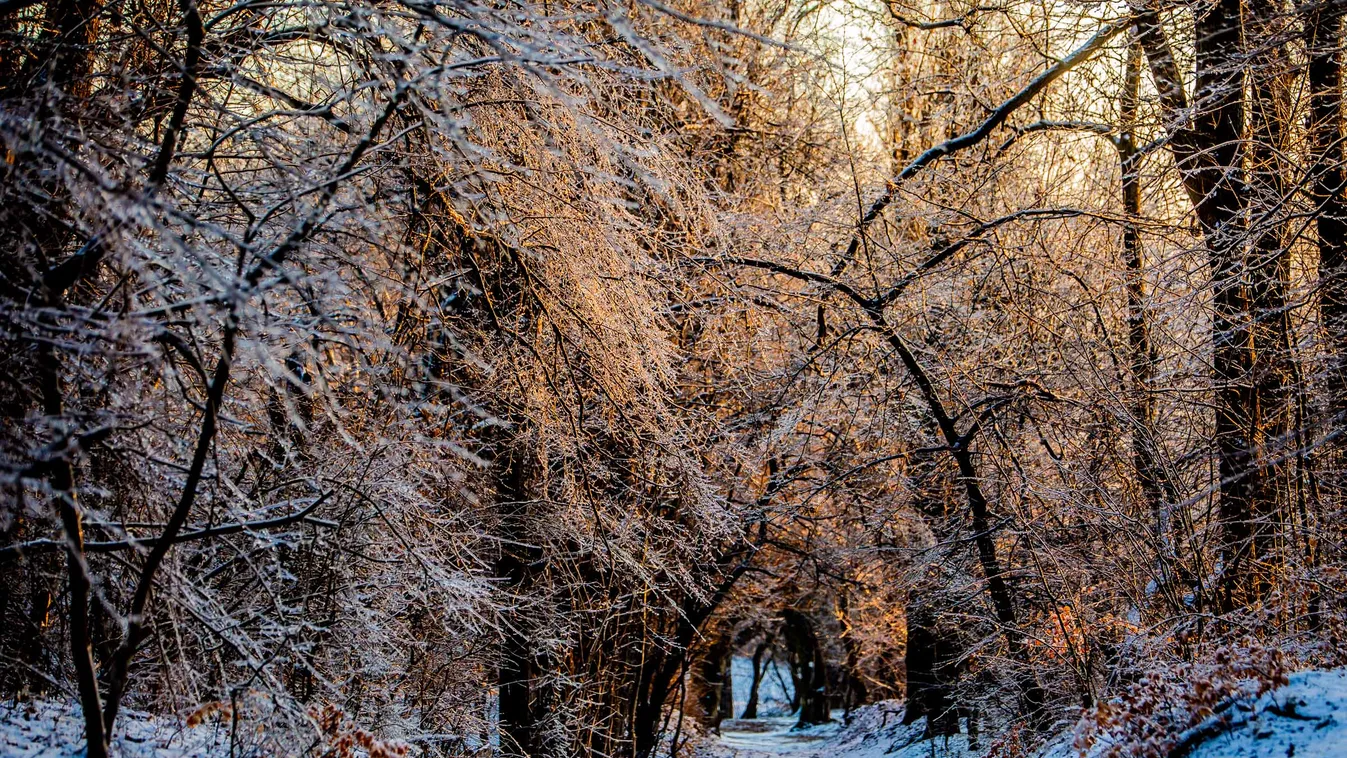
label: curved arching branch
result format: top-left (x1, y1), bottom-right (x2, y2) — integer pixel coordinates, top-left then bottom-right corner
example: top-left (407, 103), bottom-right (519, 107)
top-left (830, 17), bottom-right (1128, 276)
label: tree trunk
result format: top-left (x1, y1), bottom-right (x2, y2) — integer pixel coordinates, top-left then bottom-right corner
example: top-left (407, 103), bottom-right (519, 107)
top-left (781, 609), bottom-right (829, 727)
top-left (836, 593), bottom-right (867, 719)
top-left (1246, 0), bottom-right (1294, 601)
top-left (901, 597), bottom-right (960, 738)
top-left (1307, 0), bottom-right (1347, 511)
top-left (494, 446), bottom-right (550, 758)
top-left (696, 632), bottom-right (733, 733)
top-left (1134, 0), bottom-right (1264, 610)
top-left (741, 636), bottom-right (772, 719)
top-left (1118, 35), bottom-right (1175, 568)
top-left (863, 314), bottom-right (1046, 721)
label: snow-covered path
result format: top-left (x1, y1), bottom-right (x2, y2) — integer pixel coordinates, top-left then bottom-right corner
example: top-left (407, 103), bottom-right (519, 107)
top-left (6, 670), bottom-right (1347, 757)
top-left (713, 716), bottom-right (843, 757)
top-left (698, 706), bottom-right (981, 758)
top-left (702, 670), bottom-right (1347, 758)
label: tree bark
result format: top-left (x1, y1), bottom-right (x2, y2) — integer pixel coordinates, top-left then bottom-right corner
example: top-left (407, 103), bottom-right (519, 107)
top-left (696, 632), bottom-right (734, 733)
top-left (1246, 0), bottom-right (1294, 600)
top-left (493, 445), bottom-right (551, 758)
top-left (36, 341), bottom-right (106, 758)
top-left (1307, 0), bottom-right (1347, 491)
top-left (741, 635), bottom-right (772, 719)
top-left (836, 593), bottom-right (867, 719)
top-left (781, 609), bottom-right (829, 727)
top-left (1119, 36), bottom-right (1173, 559)
top-left (1133, 0), bottom-right (1265, 609)
top-left (901, 596), bottom-right (960, 737)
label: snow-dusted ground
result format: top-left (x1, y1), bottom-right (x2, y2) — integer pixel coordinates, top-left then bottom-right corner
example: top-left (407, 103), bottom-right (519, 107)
top-left (713, 716), bottom-right (842, 757)
top-left (1185, 668), bottom-right (1347, 758)
top-left (0, 700), bottom-right (229, 757)
top-left (701, 669), bottom-right (1347, 758)
top-left (1051, 668), bottom-right (1347, 758)
top-left (7, 669), bottom-right (1347, 758)
top-left (696, 703), bottom-right (982, 758)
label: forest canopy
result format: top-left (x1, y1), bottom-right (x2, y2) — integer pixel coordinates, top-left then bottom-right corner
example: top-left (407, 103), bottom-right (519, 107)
top-left (2, 0), bottom-right (1346, 755)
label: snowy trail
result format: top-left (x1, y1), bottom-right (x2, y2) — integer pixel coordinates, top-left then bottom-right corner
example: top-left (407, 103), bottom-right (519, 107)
top-left (6, 670), bottom-right (1347, 757)
top-left (714, 716), bottom-right (843, 757)
top-left (703, 670), bottom-right (1347, 758)
top-left (698, 705), bottom-right (981, 758)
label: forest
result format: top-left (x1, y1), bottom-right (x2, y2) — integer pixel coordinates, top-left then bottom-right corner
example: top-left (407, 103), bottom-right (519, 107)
top-left (3, 0), bottom-right (1347, 754)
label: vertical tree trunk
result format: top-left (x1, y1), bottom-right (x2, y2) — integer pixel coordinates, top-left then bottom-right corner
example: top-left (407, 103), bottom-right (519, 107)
top-left (864, 319), bottom-right (1046, 722)
top-left (696, 633), bottom-right (733, 733)
top-left (1195, 0), bottom-right (1260, 612)
top-left (721, 649), bottom-right (734, 726)
top-left (1134, 0), bottom-right (1263, 609)
top-left (1118, 35), bottom-right (1178, 580)
top-left (45, 0), bottom-right (101, 99)
top-left (836, 593), bottom-right (867, 719)
top-left (37, 342), bottom-right (106, 758)
top-left (1246, 0), bottom-right (1294, 599)
top-left (901, 596), bottom-right (959, 737)
top-left (741, 636), bottom-right (772, 719)
top-left (1305, 0), bottom-right (1346, 633)
top-left (781, 609), bottom-right (829, 727)
top-left (1307, 0), bottom-right (1347, 493)
top-left (494, 446), bottom-right (549, 758)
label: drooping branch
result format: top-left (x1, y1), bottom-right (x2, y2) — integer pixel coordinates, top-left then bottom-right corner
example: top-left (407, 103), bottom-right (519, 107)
top-left (706, 208), bottom-right (1087, 314)
top-left (99, 318), bottom-right (237, 734)
top-left (870, 208), bottom-right (1086, 309)
top-left (713, 220), bottom-right (1057, 715)
top-left (147, 0), bottom-right (204, 187)
top-left (0, 493), bottom-right (334, 561)
top-left (884, 1), bottom-right (1000, 31)
top-left (831, 17), bottom-right (1128, 276)
top-left (98, 77), bottom-right (414, 740)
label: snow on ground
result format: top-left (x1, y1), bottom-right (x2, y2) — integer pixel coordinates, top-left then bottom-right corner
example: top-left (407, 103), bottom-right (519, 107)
top-left (696, 703), bottom-right (984, 758)
top-left (0, 700), bottom-right (229, 757)
top-left (1148, 668), bottom-right (1347, 758)
top-left (702, 669), bottom-right (1347, 758)
top-left (713, 716), bottom-right (842, 757)
top-left (1040, 669), bottom-right (1347, 758)
top-left (8, 669), bottom-right (1347, 758)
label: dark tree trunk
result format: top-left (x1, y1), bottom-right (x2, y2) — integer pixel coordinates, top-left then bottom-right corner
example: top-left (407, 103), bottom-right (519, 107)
top-left (741, 636), bottom-right (772, 719)
top-left (722, 656), bottom-right (735, 726)
top-left (494, 446), bottom-right (550, 758)
top-left (1305, 0), bottom-right (1346, 634)
top-left (1134, 0), bottom-right (1265, 610)
top-left (1246, 0), bottom-right (1294, 600)
top-left (781, 609), bottom-right (829, 728)
top-left (631, 543), bottom-right (764, 757)
top-left (1118, 36), bottom-right (1174, 566)
top-left (864, 317), bottom-right (1046, 722)
top-left (1116, 35), bottom-right (1205, 613)
top-left (901, 598), bottom-right (959, 738)
top-left (1195, 0), bottom-right (1259, 613)
top-left (696, 633), bottom-right (734, 733)
top-left (1307, 0), bottom-right (1347, 487)
top-left (837, 593), bottom-right (867, 720)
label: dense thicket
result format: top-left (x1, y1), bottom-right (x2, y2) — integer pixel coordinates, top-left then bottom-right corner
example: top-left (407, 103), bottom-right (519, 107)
top-left (5, 0), bottom-right (1347, 755)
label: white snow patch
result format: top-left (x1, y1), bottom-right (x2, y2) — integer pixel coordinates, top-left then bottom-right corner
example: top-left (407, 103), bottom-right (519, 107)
top-left (0, 700), bottom-right (229, 757)
top-left (1185, 668), bottom-right (1347, 758)
top-left (1041, 668), bottom-right (1347, 758)
top-left (703, 669), bottom-right (1347, 758)
top-left (697, 702), bottom-right (986, 758)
